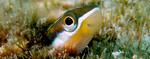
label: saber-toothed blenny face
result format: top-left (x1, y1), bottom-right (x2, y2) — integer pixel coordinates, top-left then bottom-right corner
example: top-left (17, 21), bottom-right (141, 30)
top-left (47, 5), bottom-right (103, 56)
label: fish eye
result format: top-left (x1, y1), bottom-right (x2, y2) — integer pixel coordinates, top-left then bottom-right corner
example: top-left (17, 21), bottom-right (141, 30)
top-left (63, 16), bottom-right (76, 31)
top-left (65, 17), bottom-right (73, 25)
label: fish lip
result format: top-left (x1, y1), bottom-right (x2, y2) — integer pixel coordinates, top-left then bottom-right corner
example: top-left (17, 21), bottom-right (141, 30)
top-left (86, 22), bottom-right (101, 29)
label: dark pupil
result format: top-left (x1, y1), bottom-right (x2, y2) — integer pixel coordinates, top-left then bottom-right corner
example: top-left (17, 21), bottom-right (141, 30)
top-left (65, 17), bottom-right (73, 25)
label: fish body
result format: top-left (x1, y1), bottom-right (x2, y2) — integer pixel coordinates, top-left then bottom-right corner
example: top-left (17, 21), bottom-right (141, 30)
top-left (47, 5), bottom-right (103, 56)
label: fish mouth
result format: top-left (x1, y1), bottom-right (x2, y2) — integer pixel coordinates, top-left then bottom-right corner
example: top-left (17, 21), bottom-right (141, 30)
top-left (85, 9), bottom-right (103, 30)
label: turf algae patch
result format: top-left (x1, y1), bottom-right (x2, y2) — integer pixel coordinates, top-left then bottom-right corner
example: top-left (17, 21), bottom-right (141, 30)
top-left (89, 0), bottom-right (150, 59)
top-left (84, 0), bottom-right (150, 59)
top-left (0, 0), bottom-right (150, 59)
